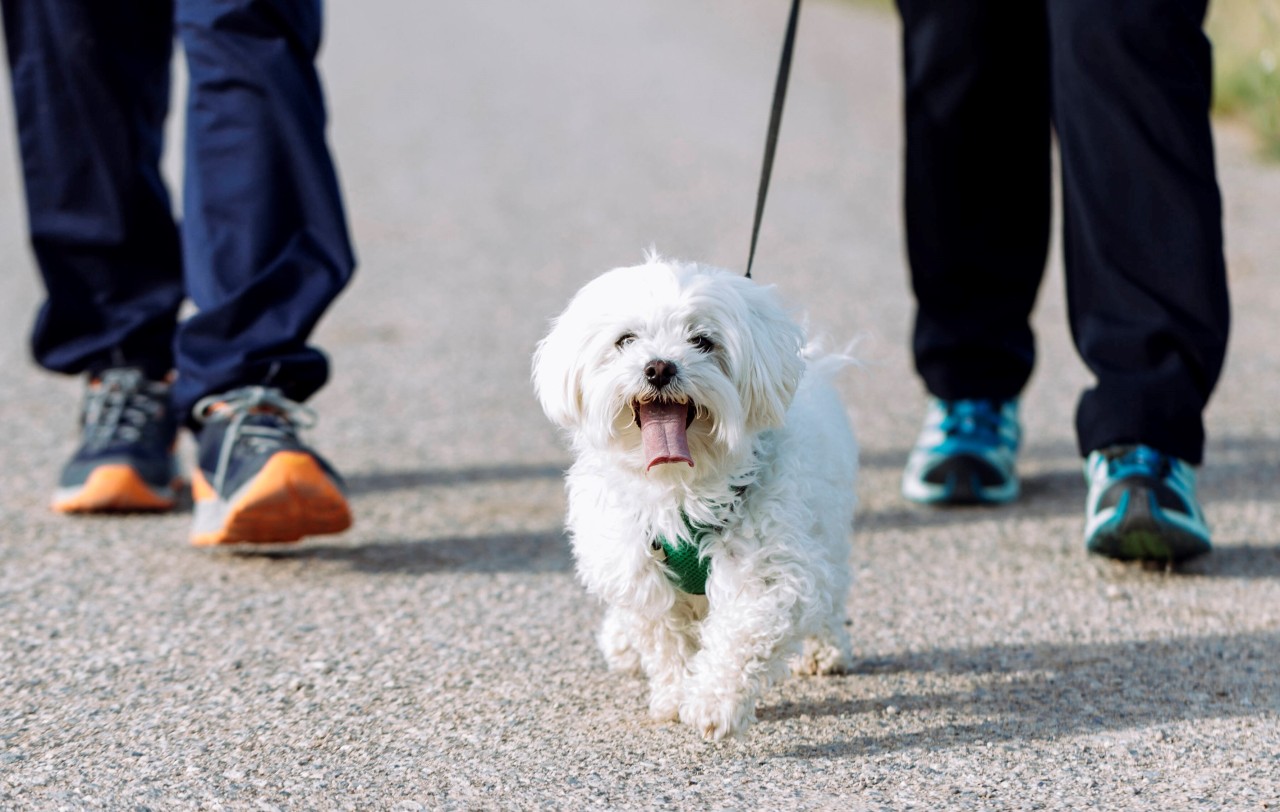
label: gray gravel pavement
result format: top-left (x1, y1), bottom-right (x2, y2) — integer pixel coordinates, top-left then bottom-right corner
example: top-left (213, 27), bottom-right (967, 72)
top-left (2, 1), bottom-right (1279, 809)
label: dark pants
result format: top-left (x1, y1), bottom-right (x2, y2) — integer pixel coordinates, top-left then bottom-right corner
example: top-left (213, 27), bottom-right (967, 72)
top-left (898, 0), bottom-right (1229, 464)
top-left (2, 0), bottom-right (355, 424)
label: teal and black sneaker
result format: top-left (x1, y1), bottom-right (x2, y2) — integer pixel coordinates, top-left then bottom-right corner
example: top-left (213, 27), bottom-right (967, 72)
top-left (52, 367), bottom-right (182, 513)
top-left (902, 398), bottom-right (1020, 505)
top-left (1084, 444), bottom-right (1211, 563)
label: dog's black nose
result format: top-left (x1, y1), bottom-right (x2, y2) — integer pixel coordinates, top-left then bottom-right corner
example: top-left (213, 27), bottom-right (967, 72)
top-left (644, 359), bottom-right (677, 389)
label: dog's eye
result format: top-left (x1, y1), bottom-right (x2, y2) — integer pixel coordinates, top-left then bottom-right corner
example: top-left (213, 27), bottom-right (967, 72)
top-left (690, 335), bottom-right (716, 353)
top-left (615, 332), bottom-right (637, 350)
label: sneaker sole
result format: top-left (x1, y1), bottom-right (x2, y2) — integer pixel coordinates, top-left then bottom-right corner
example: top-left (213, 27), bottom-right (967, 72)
top-left (51, 464), bottom-right (181, 513)
top-left (1086, 489), bottom-right (1211, 563)
top-left (190, 451), bottom-right (352, 546)
top-left (902, 455), bottom-right (1018, 506)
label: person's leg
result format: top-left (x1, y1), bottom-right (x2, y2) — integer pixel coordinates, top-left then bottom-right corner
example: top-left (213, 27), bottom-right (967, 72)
top-left (2, 0), bottom-right (185, 512)
top-left (1, 0), bottom-right (182, 380)
top-left (897, 0), bottom-right (1050, 505)
top-left (174, 0), bottom-right (354, 545)
top-left (1050, 0), bottom-right (1228, 561)
top-left (899, 0), bottom-right (1052, 401)
top-left (172, 0), bottom-right (355, 424)
top-left (1050, 0), bottom-right (1229, 465)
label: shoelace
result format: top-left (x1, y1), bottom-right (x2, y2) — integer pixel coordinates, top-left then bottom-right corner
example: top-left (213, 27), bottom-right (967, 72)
top-left (939, 400), bottom-right (1008, 446)
top-left (194, 386), bottom-right (316, 494)
top-left (81, 368), bottom-right (167, 450)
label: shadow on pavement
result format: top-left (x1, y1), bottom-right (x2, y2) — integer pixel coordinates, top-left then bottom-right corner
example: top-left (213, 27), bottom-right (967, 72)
top-left (251, 530), bottom-right (574, 574)
top-left (772, 629), bottom-right (1280, 758)
top-left (1180, 543), bottom-right (1280, 578)
top-left (858, 468), bottom-right (1085, 531)
top-left (341, 462), bottom-right (568, 496)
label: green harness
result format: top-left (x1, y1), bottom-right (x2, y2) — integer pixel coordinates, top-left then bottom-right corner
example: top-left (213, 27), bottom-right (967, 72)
top-left (651, 511), bottom-right (716, 595)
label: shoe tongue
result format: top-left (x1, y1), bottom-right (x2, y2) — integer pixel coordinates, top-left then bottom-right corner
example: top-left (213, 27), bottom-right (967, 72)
top-left (637, 401), bottom-right (693, 471)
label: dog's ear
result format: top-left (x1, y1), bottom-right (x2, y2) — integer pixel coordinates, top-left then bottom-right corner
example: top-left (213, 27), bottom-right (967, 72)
top-left (532, 311), bottom-right (587, 429)
top-left (737, 281), bottom-right (805, 431)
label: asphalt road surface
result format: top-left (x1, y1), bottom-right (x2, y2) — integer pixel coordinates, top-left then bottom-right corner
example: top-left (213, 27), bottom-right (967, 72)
top-left (2, 1), bottom-right (1278, 809)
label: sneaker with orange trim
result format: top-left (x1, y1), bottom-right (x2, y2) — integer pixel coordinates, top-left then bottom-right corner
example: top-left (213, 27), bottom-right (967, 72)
top-left (52, 368), bottom-right (182, 513)
top-left (189, 386), bottom-right (351, 546)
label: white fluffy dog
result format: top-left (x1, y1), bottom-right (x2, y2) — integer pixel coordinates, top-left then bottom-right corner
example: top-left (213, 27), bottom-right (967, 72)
top-left (532, 256), bottom-right (858, 739)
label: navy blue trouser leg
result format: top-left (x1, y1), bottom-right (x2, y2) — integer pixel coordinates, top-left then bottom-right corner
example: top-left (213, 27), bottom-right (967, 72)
top-left (172, 0), bottom-right (355, 423)
top-left (898, 0), bottom-right (1053, 402)
top-left (2, 0), bottom-right (184, 381)
top-left (2, 0), bottom-right (355, 424)
top-left (897, 0), bottom-right (1228, 464)
top-left (1052, 0), bottom-right (1228, 464)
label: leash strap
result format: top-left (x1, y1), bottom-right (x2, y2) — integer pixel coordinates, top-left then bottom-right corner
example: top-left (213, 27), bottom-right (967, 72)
top-left (745, 0), bottom-right (802, 279)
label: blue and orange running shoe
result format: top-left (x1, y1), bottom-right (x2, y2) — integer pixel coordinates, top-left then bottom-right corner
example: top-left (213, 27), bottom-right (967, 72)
top-left (52, 368), bottom-right (182, 513)
top-left (902, 398), bottom-right (1020, 505)
top-left (190, 387), bottom-right (351, 546)
top-left (1084, 445), bottom-right (1211, 563)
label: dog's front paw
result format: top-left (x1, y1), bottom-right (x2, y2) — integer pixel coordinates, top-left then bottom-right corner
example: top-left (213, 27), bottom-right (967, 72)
top-left (791, 635), bottom-right (853, 677)
top-left (648, 683), bottom-right (682, 722)
top-left (600, 638), bottom-right (643, 675)
top-left (597, 608), bottom-right (644, 675)
top-left (679, 690), bottom-right (755, 740)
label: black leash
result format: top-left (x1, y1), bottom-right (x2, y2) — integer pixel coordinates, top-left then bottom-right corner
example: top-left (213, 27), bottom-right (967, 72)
top-left (745, 0), bottom-right (802, 279)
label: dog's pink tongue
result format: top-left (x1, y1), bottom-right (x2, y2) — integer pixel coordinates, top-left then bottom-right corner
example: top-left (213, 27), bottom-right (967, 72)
top-left (637, 401), bottom-right (693, 471)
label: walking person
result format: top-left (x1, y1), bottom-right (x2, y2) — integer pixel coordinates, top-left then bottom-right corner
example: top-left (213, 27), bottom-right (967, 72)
top-left (894, 0), bottom-right (1230, 562)
top-left (2, 0), bottom-right (356, 545)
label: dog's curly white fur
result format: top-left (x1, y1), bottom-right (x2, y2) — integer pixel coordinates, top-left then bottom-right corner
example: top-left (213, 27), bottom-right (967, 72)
top-left (533, 257), bottom-right (858, 740)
